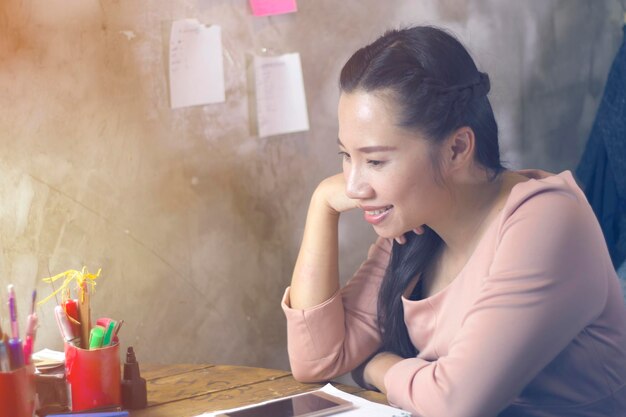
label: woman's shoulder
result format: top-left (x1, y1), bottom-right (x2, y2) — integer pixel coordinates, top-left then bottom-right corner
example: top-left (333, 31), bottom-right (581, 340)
top-left (493, 169), bottom-right (603, 248)
top-left (503, 169), bottom-right (587, 216)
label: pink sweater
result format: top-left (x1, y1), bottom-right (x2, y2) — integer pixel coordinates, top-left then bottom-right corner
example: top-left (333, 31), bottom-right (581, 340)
top-left (282, 171), bottom-right (626, 417)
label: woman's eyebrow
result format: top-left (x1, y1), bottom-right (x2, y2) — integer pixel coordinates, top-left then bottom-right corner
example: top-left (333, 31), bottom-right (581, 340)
top-left (336, 138), bottom-right (397, 153)
top-left (358, 145), bottom-right (397, 153)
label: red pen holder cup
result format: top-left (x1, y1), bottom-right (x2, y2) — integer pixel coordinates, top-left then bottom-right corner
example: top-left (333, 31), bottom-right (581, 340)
top-left (0, 365), bottom-right (36, 417)
top-left (64, 342), bottom-right (121, 412)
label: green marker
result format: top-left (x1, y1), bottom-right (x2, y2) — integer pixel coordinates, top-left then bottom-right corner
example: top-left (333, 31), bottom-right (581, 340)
top-left (102, 320), bottom-right (116, 347)
top-left (88, 325), bottom-right (105, 349)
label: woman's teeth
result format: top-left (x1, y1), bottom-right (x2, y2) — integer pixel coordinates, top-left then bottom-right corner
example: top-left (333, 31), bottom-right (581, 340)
top-left (366, 206), bottom-right (392, 215)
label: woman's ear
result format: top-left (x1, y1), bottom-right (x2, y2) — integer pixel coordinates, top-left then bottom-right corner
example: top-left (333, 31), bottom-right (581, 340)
top-left (445, 126), bottom-right (475, 168)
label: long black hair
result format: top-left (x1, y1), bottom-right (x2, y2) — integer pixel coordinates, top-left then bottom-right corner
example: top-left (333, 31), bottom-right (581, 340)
top-left (339, 26), bottom-right (505, 358)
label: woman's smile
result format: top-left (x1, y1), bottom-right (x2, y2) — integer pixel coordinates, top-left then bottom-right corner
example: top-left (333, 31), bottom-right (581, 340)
top-left (361, 205), bottom-right (394, 225)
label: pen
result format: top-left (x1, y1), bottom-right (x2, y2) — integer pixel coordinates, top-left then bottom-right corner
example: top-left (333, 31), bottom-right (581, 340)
top-left (0, 312), bottom-right (6, 344)
top-left (113, 319), bottom-right (124, 339)
top-left (0, 339), bottom-right (9, 371)
top-left (102, 320), bottom-right (116, 347)
top-left (23, 290), bottom-right (38, 364)
top-left (0, 312), bottom-right (7, 371)
top-left (8, 285), bottom-right (19, 340)
top-left (7, 285), bottom-right (24, 369)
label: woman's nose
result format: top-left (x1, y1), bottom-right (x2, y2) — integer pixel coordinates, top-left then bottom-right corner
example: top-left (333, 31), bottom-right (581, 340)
top-left (345, 168), bottom-right (373, 199)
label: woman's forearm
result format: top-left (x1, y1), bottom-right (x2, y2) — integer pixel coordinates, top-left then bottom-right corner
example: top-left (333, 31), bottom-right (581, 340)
top-left (290, 189), bottom-right (342, 309)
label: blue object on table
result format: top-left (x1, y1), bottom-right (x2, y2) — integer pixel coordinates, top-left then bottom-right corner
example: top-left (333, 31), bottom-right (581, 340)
top-left (45, 412), bottom-right (129, 417)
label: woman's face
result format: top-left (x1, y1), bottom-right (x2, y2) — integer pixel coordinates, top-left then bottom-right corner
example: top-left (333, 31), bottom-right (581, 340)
top-left (337, 91), bottom-right (448, 239)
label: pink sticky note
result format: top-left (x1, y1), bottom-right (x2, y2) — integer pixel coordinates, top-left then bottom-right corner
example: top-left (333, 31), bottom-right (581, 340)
top-left (250, 0), bottom-right (297, 17)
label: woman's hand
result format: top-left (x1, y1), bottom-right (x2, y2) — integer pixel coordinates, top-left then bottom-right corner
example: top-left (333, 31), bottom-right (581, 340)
top-left (363, 351), bottom-right (404, 394)
top-left (313, 173), bottom-right (359, 214)
top-left (316, 174), bottom-right (425, 245)
top-left (393, 226), bottom-right (426, 245)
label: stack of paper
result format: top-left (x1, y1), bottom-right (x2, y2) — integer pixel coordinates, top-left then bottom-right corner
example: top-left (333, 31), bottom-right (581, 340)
top-left (194, 383), bottom-right (411, 417)
top-left (32, 348), bottom-right (65, 373)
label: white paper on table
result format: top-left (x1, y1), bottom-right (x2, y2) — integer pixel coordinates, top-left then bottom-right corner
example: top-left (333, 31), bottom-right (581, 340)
top-left (253, 52), bottom-right (310, 138)
top-left (193, 383), bottom-right (411, 417)
top-left (32, 348), bottom-right (65, 363)
top-left (169, 19), bottom-right (225, 109)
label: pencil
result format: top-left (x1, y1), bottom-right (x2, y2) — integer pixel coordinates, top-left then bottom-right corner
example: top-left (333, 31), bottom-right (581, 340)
top-left (79, 280), bottom-right (91, 349)
top-left (0, 317), bottom-right (5, 344)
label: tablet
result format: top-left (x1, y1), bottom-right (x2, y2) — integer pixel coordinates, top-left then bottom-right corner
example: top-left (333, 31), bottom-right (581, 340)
top-left (215, 391), bottom-right (354, 417)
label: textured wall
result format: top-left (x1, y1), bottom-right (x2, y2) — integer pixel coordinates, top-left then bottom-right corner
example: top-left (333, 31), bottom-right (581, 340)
top-left (0, 0), bottom-right (622, 373)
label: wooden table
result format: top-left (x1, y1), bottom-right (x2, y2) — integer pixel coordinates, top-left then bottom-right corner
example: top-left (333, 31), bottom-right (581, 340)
top-left (33, 364), bottom-right (386, 416)
top-left (129, 364), bottom-right (387, 416)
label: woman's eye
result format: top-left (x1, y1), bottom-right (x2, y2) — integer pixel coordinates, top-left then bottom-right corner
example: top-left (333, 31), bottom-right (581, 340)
top-left (367, 159), bottom-right (385, 167)
top-left (338, 151), bottom-right (350, 161)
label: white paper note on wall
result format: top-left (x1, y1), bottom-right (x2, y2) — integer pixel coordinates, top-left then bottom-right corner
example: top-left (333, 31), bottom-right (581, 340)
top-left (169, 19), bottom-right (225, 109)
top-left (254, 53), bottom-right (310, 138)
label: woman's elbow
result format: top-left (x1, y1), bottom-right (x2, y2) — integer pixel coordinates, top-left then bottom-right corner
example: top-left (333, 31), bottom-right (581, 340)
top-left (291, 367), bottom-right (326, 383)
top-left (289, 360), bottom-right (342, 383)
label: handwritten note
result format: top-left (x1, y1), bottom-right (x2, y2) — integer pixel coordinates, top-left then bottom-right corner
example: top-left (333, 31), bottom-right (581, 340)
top-left (253, 53), bottom-right (309, 138)
top-left (249, 0), bottom-right (297, 17)
top-left (169, 19), bottom-right (225, 109)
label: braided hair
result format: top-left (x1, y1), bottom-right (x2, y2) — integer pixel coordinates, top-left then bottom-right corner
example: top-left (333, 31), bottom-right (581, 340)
top-left (339, 26), bottom-right (504, 358)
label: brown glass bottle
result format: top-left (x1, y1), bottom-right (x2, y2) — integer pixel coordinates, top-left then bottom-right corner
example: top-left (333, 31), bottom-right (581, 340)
top-left (121, 346), bottom-right (147, 409)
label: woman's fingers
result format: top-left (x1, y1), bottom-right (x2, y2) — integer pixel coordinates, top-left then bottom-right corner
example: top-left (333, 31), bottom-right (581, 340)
top-left (395, 226), bottom-right (426, 244)
top-left (413, 226), bottom-right (425, 235)
top-left (394, 226), bottom-right (424, 245)
top-left (395, 234), bottom-right (407, 245)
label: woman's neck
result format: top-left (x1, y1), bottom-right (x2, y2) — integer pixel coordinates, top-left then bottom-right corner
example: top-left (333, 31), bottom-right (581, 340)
top-left (429, 169), bottom-right (523, 262)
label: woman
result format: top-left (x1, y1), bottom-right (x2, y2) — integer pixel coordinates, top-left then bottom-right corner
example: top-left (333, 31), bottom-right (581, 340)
top-left (281, 26), bottom-right (626, 416)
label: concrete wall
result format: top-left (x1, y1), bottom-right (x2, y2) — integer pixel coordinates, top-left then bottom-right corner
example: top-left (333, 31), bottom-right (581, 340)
top-left (0, 0), bottom-right (623, 372)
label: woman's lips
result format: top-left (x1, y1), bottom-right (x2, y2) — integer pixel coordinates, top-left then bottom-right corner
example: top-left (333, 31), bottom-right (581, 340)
top-left (362, 205), bottom-right (393, 225)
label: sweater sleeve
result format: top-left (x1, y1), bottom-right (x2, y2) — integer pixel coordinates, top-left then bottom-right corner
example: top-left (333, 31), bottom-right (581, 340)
top-left (282, 237), bottom-right (392, 382)
top-left (384, 190), bottom-right (609, 417)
